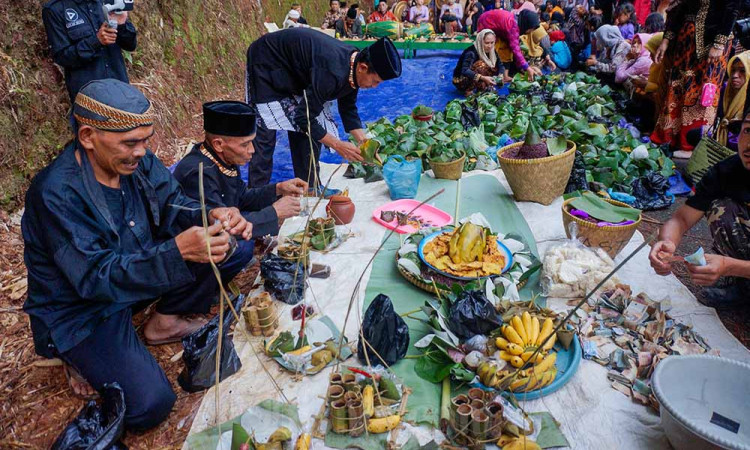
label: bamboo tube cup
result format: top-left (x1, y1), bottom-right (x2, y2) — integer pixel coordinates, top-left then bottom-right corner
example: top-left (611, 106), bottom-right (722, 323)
top-left (256, 300), bottom-right (277, 337)
top-left (455, 404), bottom-right (473, 445)
top-left (451, 394), bottom-right (469, 417)
top-left (329, 373), bottom-right (343, 387)
top-left (487, 401), bottom-right (505, 439)
top-left (243, 306), bottom-right (261, 336)
top-left (344, 391), bottom-right (360, 404)
top-left (470, 399), bottom-right (485, 411)
top-left (467, 388), bottom-right (485, 402)
top-left (327, 385), bottom-right (344, 406)
top-left (470, 410), bottom-right (489, 441)
top-left (347, 401), bottom-right (365, 437)
top-left (331, 400), bottom-right (349, 434)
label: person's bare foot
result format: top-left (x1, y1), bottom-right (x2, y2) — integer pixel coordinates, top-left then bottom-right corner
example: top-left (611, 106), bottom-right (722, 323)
top-left (143, 312), bottom-right (208, 345)
top-left (64, 364), bottom-right (97, 399)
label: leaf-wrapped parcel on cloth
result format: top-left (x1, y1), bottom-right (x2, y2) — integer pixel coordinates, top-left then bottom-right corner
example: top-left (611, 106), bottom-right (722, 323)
top-left (178, 294), bottom-right (245, 392)
top-left (358, 294), bottom-right (410, 366)
top-left (541, 235), bottom-right (620, 298)
top-left (51, 383), bottom-right (126, 450)
top-left (261, 254), bottom-right (306, 305)
top-left (448, 290), bottom-right (501, 339)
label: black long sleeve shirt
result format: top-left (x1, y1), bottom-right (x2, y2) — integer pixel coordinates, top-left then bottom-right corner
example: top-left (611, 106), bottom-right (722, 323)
top-left (246, 28), bottom-right (363, 141)
top-left (173, 143), bottom-right (281, 238)
top-left (43, 0), bottom-right (137, 102)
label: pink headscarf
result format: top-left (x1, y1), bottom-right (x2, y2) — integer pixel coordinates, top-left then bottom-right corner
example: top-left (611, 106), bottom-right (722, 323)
top-left (511, 1), bottom-right (536, 15)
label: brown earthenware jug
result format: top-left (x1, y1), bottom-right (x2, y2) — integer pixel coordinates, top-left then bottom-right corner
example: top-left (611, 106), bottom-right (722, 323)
top-left (326, 195), bottom-right (355, 225)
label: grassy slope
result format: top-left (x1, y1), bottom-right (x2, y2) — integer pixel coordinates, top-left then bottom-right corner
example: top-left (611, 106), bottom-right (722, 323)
top-left (0, 0), bottom-right (331, 211)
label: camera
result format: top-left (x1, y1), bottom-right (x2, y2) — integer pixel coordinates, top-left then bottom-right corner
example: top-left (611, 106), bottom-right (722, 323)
top-left (735, 17), bottom-right (750, 50)
top-left (102, 0), bottom-right (134, 12)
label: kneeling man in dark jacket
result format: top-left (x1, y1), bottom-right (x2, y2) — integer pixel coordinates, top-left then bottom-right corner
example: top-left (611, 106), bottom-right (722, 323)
top-left (22, 79), bottom-right (254, 430)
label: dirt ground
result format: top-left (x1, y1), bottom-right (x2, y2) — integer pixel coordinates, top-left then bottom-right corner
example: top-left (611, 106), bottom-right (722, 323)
top-left (0, 166), bottom-right (747, 449)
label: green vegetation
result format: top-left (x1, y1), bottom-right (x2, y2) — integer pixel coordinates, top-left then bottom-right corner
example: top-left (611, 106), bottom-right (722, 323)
top-left (0, 0), bottom-right (335, 211)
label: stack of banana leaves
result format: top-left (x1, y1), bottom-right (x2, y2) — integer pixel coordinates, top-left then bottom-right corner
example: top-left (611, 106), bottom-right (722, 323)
top-left (346, 72), bottom-right (674, 195)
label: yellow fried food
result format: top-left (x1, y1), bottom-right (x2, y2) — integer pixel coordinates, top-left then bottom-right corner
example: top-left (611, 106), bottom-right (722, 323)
top-left (424, 231), bottom-right (505, 277)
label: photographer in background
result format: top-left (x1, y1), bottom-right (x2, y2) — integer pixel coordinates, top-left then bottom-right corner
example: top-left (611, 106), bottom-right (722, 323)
top-left (43, 0), bottom-right (137, 103)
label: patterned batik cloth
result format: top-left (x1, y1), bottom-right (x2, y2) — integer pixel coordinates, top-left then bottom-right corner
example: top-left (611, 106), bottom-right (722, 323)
top-left (650, 21), bottom-right (732, 152)
top-left (453, 60), bottom-right (499, 95)
top-left (707, 198), bottom-right (750, 287)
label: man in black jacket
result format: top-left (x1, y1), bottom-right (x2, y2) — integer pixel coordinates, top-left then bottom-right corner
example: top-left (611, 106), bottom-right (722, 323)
top-left (174, 101), bottom-right (308, 239)
top-left (43, 0), bottom-right (137, 103)
top-left (246, 29), bottom-right (401, 195)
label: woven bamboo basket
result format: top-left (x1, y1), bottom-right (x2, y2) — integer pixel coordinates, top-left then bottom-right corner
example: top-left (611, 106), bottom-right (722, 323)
top-left (561, 197), bottom-right (641, 258)
top-left (496, 141), bottom-right (576, 205)
top-left (430, 154), bottom-right (466, 180)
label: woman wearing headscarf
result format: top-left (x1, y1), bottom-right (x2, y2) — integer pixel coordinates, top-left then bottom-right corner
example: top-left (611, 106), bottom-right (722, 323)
top-left (518, 10), bottom-right (557, 72)
top-left (586, 25), bottom-right (631, 78)
top-left (478, 9), bottom-right (542, 80)
top-left (650, 0), bottom-right (741, 157)
top-left (615, 34), bottom-right (652, 84)
top-left (629, 33), bottom-right (666, 130)
top-left (465, 1), bottom-right (485, 34)
top-left (511, 0), bottom-right (537, 15)
top-left (714, 51), bottom-right (750, 150)
top-left (453, 29), bottom-right (504, 95)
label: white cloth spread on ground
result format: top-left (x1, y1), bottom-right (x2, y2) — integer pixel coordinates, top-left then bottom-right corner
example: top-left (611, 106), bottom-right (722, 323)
top-left (185, 164), bottom-right (750, 450)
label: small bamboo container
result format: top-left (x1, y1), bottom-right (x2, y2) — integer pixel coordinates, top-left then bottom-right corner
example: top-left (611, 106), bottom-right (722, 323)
top-left (347, 401), bottom-right (365, 437)
top-left (327, 385), bottom-right (344, 406)
top-left (470, 410), bottom-right (489, 441)
top-left (330, 400), bottom-right (349, 434)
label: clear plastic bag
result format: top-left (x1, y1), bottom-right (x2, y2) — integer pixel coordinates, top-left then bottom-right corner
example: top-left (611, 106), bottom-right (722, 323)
top-left (541, 223), bottom-right (620, 298)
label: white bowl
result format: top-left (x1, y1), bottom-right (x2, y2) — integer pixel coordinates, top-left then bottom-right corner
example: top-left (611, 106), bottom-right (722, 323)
top-left (652, 355), bottom-right (750, 450)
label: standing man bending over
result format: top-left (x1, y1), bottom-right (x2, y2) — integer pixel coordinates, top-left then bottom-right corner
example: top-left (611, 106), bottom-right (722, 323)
top-left (650, 103), bottom-right (750, 309)
top-left (245, 29), bottom-right (402, 196)
top-left (174, 101), bottom-right (308, 239)
top-left (22, 80), bottom-right (254, 431)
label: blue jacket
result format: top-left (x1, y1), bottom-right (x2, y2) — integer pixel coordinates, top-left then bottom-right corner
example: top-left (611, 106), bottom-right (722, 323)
top-left (42, 0), bottom-right (137, 102)
top-left (22, 142), bottom-right (202, 358)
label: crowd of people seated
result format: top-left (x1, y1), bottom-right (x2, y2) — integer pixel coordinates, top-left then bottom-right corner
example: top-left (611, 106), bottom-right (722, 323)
top-left (284, 0), bottom-right (746, 159)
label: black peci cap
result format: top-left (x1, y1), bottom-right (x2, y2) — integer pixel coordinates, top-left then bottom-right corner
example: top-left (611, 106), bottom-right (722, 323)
top-left (202, 101), bottom-right (257, 137)
top-left (367, 37), bottom-right (402, 81)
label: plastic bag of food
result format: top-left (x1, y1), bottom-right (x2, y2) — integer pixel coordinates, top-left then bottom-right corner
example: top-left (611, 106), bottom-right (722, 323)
top-left (448, 290), bottom-right (501, 339)
top-left (564, 150), bottom-right (590, 194)
top-left (260, 254), bottom-right (306, 305)
top-left (382, 155), bottom-right (422, 200)
top-left (631, 171), bottom-right (673, 211)
top-left (51, 383), bottom-right (126, 450)
top-left (358, 294), bottom-right (409, 366)
top-left (178, 294), bottom-right (245, 393)
top-left (541, 224), bottom-right (619, 298)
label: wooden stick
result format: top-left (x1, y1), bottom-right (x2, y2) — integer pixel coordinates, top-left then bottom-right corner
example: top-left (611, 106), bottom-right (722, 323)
top-left (198, 163), bottom-right (223, 424)
top-left (454, 178), bottom-right (461, 227)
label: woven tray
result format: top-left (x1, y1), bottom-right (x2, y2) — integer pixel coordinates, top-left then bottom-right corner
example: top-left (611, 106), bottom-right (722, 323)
top-left (396, 254), bottom-right (527, 297)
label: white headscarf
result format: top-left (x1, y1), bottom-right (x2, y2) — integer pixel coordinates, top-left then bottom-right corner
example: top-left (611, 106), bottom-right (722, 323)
top-left (474, 29), bottom-right (498, 68)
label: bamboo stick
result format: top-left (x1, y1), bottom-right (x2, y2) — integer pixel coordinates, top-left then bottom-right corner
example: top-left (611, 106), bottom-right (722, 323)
top-left (454, 178), bottom-right (461, 227)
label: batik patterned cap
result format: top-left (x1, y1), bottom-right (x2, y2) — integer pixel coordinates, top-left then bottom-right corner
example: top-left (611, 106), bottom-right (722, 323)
top-left (74, 79), bottom-right (154, 132)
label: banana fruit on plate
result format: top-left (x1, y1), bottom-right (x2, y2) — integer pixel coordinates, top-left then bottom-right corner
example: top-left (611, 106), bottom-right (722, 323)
top-left (495, 312), bottom-right (558, 393)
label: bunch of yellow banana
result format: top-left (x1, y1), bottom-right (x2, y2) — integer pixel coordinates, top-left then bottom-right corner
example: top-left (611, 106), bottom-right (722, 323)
top-left (476, 361), bottom-right (512, 388)
top-left (508, 353), bottom-right (557, 392)
top-left (496, 313), bottom-right (556, 369)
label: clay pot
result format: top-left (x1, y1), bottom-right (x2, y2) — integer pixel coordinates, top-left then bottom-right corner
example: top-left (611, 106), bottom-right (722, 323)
top-left (326, 195), bottom-right (355, 225)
